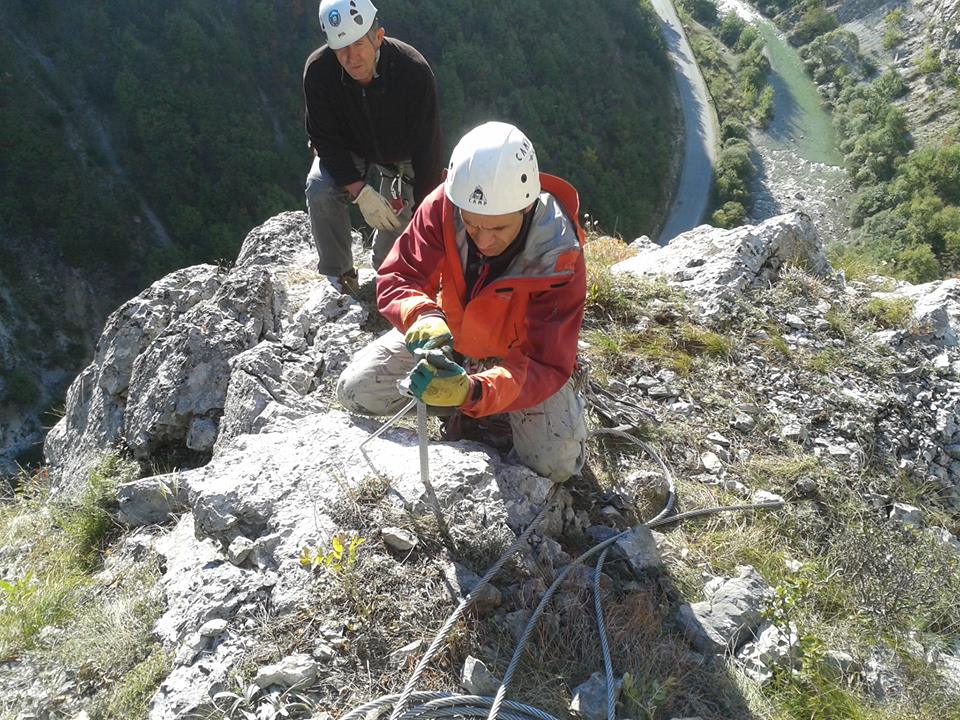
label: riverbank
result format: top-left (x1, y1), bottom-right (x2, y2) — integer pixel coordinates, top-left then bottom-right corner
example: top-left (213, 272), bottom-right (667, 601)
top-left (717, 0), bottom-right (852, 245)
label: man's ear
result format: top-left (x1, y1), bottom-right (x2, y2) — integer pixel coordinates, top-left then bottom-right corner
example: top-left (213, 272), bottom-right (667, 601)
top-left (373, 27), bottom-right (386, 46)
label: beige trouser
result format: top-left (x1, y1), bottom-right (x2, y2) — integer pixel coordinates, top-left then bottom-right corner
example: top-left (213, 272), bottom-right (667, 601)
top-left (337, 329), bottom-right (587, 482)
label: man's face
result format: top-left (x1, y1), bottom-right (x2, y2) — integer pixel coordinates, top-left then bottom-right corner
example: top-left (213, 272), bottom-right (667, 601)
top-left (460, 208), bottom-right (526, 257)
top-left (333, 27), bottom-right (384, 85)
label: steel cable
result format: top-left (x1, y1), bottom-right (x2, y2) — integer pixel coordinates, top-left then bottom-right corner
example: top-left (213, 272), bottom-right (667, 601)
top-left (345, 400), bottom-right (783, 720)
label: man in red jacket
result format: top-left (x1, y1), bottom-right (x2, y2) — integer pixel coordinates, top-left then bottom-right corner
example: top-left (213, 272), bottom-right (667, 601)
top-left (304, 0), bottom-right (442, 294)
top-left (338, 122), bottom-right (587, 482)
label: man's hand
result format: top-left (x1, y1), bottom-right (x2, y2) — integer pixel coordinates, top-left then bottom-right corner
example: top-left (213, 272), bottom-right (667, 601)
top-left (404, 315), bottom-right (452, 354)
top-left (353, 184), bottom-right (403, 232)
top-left (408, 350), bottom-right (470, 407)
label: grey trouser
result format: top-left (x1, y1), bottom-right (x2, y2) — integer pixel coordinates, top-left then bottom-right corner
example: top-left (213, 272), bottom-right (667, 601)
top-left (305, 156), bottom-right (415, 276)
top-left (337, 329), bottom-right (587, 482)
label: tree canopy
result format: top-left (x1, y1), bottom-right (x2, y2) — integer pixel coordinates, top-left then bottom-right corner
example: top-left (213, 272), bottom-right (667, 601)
top-left (1, 0), bottom-right (676, 291)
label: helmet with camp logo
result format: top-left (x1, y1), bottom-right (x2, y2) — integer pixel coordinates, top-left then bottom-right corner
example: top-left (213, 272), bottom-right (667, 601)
top-left (319, 0), bottom-right (378, 50)
top-left (445, 122), bottom-right (541, 216)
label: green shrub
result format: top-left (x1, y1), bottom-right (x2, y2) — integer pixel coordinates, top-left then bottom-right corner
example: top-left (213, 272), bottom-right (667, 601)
top-left (863, 297), bottom-right (914, 329)
top-left (721, 118), bottom-right (750, 142)
top-left (734, 25), bottom-right (760, 53)
top-left (917, 44), bottom-right (942, 75)
top-left (882, 8), bottom-right (905, 50)
top-left (680, 0), bottom-right (719, 24)
top-left (0, 570), bottom-right (85, 655)
top-left (56, 454), bottom-right (137, 567)
top-left (849, 184), bottom-right (889, 227)
top-left (0, 454), bottom-right (140, 656)
top-left (711, 201), bottom-right (747, 228)
top-left (792, 4), bottom-right (838, 45)
top-left (895, 244), bottom-right (941, 283)
top-left (101, 646), bottom-right (170, 719)
top-left (717, 13), bottom-right (746, 46)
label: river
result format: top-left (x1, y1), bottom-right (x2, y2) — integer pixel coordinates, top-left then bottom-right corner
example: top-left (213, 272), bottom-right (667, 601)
top-left (718, 0), bottom-right (851, 244)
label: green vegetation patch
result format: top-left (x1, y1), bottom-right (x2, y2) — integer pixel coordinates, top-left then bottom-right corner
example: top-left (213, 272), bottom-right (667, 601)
top-left (861, 296), bottom-right (914, 330)
top-left (882, 8), bottom-right (906, 50)
top-left (99, 645), bottom-right (171, 720)
top-left (0, 454), bottom-right (139, 656)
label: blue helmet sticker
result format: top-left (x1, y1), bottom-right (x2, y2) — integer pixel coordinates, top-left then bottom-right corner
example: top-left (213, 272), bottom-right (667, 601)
top-left (328, 9), bottom-right (341, 27)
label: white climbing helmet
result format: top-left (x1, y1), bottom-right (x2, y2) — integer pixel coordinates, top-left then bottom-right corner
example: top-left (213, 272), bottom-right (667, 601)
top-left (445, 121), bottom-right (541, 216)
top-left (318, 0), bottom-right (378, 50)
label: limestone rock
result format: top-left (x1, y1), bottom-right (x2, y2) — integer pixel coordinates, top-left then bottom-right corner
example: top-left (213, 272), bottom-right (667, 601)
top-left (736, 621), bottom-right (798, 683)
top-left (381, 527), bottom-right (418, 552)
top-left (612, 525), bottom-right (663, 576)
top-left (45, 265), bottom-right (222, 496)
top-left (569, 672), bottom-right (622, 720)
top-left (443, 561), bottom-right (502, 612)
top-left (611, 213), bottom-right (827, 316)
top-left (460, 656), bottom-right (501, 696)
top-left (253, 653), bottom-right (318, 689)
top-left (677, 566), bottom-right (773, 654)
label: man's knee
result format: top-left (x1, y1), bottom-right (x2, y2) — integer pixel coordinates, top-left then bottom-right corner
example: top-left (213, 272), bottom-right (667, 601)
top-left (305, 171), bottom-right (341, 211)
top-left (336, 362), bottom-right (377, 415)
top-left (509, 382), bottom-right (587, 482)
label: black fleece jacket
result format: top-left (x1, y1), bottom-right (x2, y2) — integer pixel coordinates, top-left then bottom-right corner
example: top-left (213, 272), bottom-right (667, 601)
top-left (303, 37), bottom-right (443, 206)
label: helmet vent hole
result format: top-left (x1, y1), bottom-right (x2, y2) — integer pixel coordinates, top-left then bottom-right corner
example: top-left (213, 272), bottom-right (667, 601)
top-left (521, 174), bottom-right (527, 183)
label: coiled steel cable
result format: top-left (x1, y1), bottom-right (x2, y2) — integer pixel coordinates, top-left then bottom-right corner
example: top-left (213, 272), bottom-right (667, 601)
top-left (343, 418), bottom-right (783, 720)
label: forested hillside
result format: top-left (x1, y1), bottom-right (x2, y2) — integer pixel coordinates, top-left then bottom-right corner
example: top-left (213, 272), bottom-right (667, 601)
top-left (748, 0), bottom-right (960, 282)
top-left (1, 0), bottom-right (674, 285)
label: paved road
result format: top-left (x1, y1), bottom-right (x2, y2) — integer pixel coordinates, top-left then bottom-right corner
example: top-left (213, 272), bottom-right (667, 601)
top-left (649, 0), bottom-right (719, 243)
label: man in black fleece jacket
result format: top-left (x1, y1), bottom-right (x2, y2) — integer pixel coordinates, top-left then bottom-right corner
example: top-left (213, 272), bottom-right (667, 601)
top-left (304, 0), bottom-right (442, 293)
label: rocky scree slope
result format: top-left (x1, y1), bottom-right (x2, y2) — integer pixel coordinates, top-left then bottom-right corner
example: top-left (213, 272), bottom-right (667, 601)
top-left (1, 211), bottom-right (959, 718)
top-left (828, 0), bottom-right (959, 143)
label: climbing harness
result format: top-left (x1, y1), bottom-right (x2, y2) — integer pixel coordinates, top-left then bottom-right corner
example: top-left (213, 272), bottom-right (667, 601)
top-left (353, 361), bottom-right (786, 720)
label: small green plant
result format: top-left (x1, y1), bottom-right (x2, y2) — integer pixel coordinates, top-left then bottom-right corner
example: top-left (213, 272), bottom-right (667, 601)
top-left (56, 454), bottom-right (137, 567)
top-left (827, 245), bottom-right (893, 283)
top-left (299, 534), bottom-right (365, 574)
top-left (862, 296), bottom-right (914, 329)
top-left (214, 676), bottom-right (315, 720)
top-left (824, 306), bottom-right (855, 339)
top-left (620, 672), bottom-right (675, 720)
top-left (583, 235), bottom-right (638, 321)
top-left (802, 348), bottom-right (847, 374)
top-left (762, 326), bottom-right (792, 359)
top-left (917, 44), bottom-right (942, 75)
top-left (0, 568), bottom-right (84, 656)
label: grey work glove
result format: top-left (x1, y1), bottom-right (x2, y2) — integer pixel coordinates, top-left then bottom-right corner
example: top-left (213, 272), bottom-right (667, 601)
top-left (353, 184), bottom-right (403, 232)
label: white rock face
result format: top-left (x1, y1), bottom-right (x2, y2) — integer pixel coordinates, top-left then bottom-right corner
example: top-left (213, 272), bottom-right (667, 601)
top-left (44, 265), bottom-right (222, 495)
top-left (875, 278), bottom-right (960, 347)
top-left (611, 212), bottom-right (828, 316)
top-left (133, 404), bottom-right (562, 718)
top-left (44, 212), bottom-right (365, 497)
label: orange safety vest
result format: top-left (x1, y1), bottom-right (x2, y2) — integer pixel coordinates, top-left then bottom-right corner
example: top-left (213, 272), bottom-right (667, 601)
top-left (377, 173), bottom-right (586, 417)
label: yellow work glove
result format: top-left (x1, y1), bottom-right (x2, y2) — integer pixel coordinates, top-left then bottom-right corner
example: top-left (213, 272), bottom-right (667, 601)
top-left (353, 184), bottom-right (403, 232)
top-left (408, 350), bottom-right (470, 407)
top-left (404, 315), bottom-right (452, 355)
